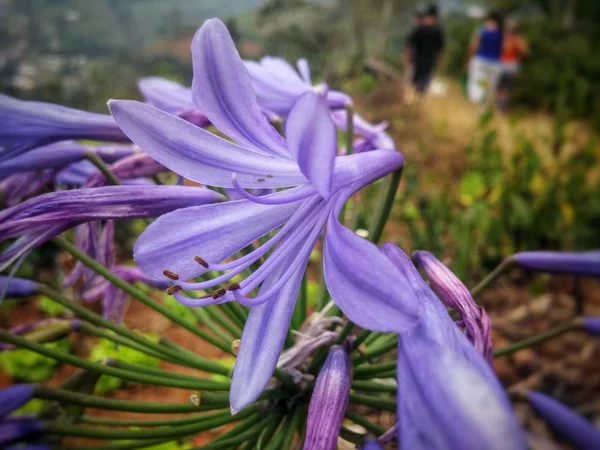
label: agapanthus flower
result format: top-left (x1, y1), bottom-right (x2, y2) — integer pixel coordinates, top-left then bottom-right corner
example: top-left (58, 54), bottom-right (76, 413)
top-left (0, 276), bottom-right (39, 298)
top-left (380, 243), bottom-right (527, 450)
top-left (304, 346), bottom-right (351, 450)
top-left (512, 250), bottom-right (600, 277)
top-left (528, 391), bottom-right (600, 449)
top-left (109, 18), bottom-right (418, 412)
top-left (413, 250), bottom-right (493, 363)
top-left (331, 109), bottom-right (395, 152)
top-left (0, 185), bottom-right (224, 272)
top-left (360, 440), bottom-right (383, 450)
top-left (243, 56), bottom-right (351, 119)
top-left (581, 316), bottom-right (600, 336)
top-left (0, 384), bottom-right (42, 448)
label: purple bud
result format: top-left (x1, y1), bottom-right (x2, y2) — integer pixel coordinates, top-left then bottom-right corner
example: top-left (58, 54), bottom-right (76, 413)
top-left (582, 317), bottom-right (600, 336)
top-left (360, 439), bottom-right (383, 450)
top-left (0, 417), bottom-right (42, 447)
top-left (0, 276), bottom-right (39, 298)
top-left (304, 346), bottom-right (351, 450)
top-left (513, 250), bottom-right (600, 277)
top-left (0, 384), bottom-right (35, 418)
top-left (413, 250), bottom-right (493, 363)
top-left (528, 391), bottom-right (600, 449)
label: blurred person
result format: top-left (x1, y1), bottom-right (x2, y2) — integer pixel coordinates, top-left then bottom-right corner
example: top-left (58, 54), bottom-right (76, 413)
top-left (497, 20), bottom-right (528, 111)
top-left (405, 5), bottom-right (445, 95)
top-left (466, 11), bottom-right (504, 104)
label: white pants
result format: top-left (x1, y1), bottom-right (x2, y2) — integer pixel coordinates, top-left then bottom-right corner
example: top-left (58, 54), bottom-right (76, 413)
top-left (467, 57), bottom-right (502, 104)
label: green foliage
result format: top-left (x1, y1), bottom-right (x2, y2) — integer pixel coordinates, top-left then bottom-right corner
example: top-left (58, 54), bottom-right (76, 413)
top-left (89, 332), bottom-right (160, 393)
top-left (38, 295), bottom-right (69, 317)
top-left (0, 339), bottom-right (70, 382)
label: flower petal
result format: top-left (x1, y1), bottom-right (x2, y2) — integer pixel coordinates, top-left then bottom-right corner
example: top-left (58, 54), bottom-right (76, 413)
top-left (296, 58), bottom-right (311, 84)
top-left (513, 250), bottom-right (600, 277)
top-left (134, 199), bottom-right (300, 281)
top-left (109, 100), bottom-right (305, 189)
top-left (137, 77), bottom-right (196, 114)
top-left (286, 92), bottom-right (337, 199)
top-left (191, 19), bottom-right (288, 157)
top-left (323, 198), bottom-right (420, 332)
top-left (229, 249), bottom-right (307, 413)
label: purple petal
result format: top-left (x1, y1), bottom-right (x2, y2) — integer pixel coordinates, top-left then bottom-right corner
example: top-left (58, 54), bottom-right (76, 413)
top-left (582, 316), bottom-right (600, 335)
top-left (134, 199), bottom-right (300, 281)
top-left (0, 171), bottom-right (55, 206)
top-left (0, 384), bottom-right (34, 417)
top-left (0, 276), bottom-right (39, 298)
top-left (323, 198), bottom-right (419, 332)
top-left (304, 346), bottom-right (351, 450)
top-left (138, 77), bottom-right (196, 114)
top-left (513, 250), bottom-right (600, 277)
top-left (109, 100), bottom-right (305, 189)
top-left (0, 417), bottom-right (42, 447)
top-left (528, 391), bottom-right (600, 449)
top-left (85, 153), bottom-right (165, 188)
top-left (286, 92), bottom-right (337, 199)
top-left (296, 58), bottom-right (312, 84)
top-left (191, 19), bottom-right (288, 157)
top-left (331, 110), bottom-right (395, 151)
top-left (326, 90), bottom-right (352, 110)
top-left (360, 440), bottom-right (383, 450)
top-left (230, 250), bottom-right (307, 413)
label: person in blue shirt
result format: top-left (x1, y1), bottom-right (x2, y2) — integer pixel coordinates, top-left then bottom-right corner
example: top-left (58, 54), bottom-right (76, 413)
top-left (466, 11), bottom-right (504, 104)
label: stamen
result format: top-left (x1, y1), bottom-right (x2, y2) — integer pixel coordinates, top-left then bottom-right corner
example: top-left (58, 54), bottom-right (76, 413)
top-left (194, 256), bottom-right (209, 268)
top-left (162, 269), bottom-right (179, 280)
top-left (231, 172), bottom-right (317, 205)
top-left (227, 283), bottom-right (241, 291)
top-left (212, 288), bottom-right (227, 299)
top-left (167, 285), bottom-right (182, 295)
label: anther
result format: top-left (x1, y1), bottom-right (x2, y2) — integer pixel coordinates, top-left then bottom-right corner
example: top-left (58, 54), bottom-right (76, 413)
top-left (257, 178), bottom-right (265, 183)
top-left (194, 256), bottom-right (209, 268)
top-left (227, 283), bottom-right (241, 291)
top-left (212, 288), bottom-right (227, 299)
top-left (231, 339), bottom-right (241, 356)
top-left (162, 269), bottom-right (179, 280)
top-left (167, 285), bottom-right (182, 295)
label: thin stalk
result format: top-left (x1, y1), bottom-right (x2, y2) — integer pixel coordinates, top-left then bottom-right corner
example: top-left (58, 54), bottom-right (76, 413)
top-left (345, 410), bottom-right (386, 435)
top-left (340, 426), bottom-right (365, 444)
top-left (470, 257), bottom-right (515, 298)
top-left (353, 330), bottom-right (372, 348)
top-left (85, 151), bottom-right (121, 185)
top-left (349, 393), bottom-right (396, 412)
top-left (494, 321), bottom-right (578, 358)
top-left (228, 301), bottom-right (249, 323)
top-left (70, 436), bottom-right (195, 450)
top-left (206, 305), bottom-right (242, 338)
top-left (292, 274), bottom-right (308, 330)
top-left (45, 406), bottom-right (257, 440)
top-left (334, 320), bottom-right (354, 345)
top-left (363, 332), bottom-right (383, 347)
top-left (264, 413), bottom-right (292, 450)
top-left (354, 360), bottom-right (396, 378)
top-left (281, 408), bottom-right (302, 449)
top-left (352, 380), bottom-right (397, 393)
top-left (209, 414), bottom-right (261, 443)
top-left (246, 411), bottom-right (283, 450)
top-left (368, 168), bottom-right (403, 245)
top-left (192, 306), bottom-right (237, 346)
top-left (354, 335), bottom-right (397, 364)
top-left (197, 418), bottom-right (271, 449)
top-left (0, 329), bottom-right (224, 391)
top-left (80, 414), bottom-right (224, 428)
top-left (35, 385), bottom-right (236, 414)
top-left (54, 236), bottom-right (233, 354)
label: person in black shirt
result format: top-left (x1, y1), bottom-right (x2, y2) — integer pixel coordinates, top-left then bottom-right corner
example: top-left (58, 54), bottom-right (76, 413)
top-left (405, 5), bottom-right (445, 94)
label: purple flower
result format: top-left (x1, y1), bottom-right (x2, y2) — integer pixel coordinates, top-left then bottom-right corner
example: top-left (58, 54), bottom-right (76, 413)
top-left (109, 18), bottom-right (417, 413)
top-left (380, 243), bottom-right (527, 450)
top-left (304, 346), bottom-right (351, 450)
top-left (0, 276), bottom-right (39, 298)
top-left (528, 391), bottom-right (600, 449)
top-left (331, 109), bottom-right (396, 152)
top-left (513, 250), bottom-right (600, 277)
top-left (84, 153), bottom-right (165, 188)
top-left (0, 384), bottom-right (34, 417)
top-left (413, 250), bottom-right (493, 363)
top-left (138, 76), bottom-right (209, 128)
top-left (0, 94), bottom-right (128, 162)
top-left (243, 56), bottom-right (351, 118)
top-left (0, 185), bottom-right (224, 272)
top-left (582, 316), bottom-right (600, 336)
top-left (0, 417), bottom-right (43, 448)
top-left (360, 440), bottom-right (383, 450)
top-left (0, 171), bottom-right (56, 206)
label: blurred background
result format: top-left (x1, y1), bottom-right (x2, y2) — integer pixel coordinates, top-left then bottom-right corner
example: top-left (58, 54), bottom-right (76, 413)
top-left (1, 1), bottom-right (599, 446)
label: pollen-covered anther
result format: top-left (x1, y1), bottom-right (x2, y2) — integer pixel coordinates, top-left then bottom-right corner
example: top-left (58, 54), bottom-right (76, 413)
top-left (227, 283), bottom-right (241, 291)
top-left (162, 269), bottom-right (179, 280)
top-left (194, 256), bottom-right (209, 268)
top-left (167, 285), bottom-right (182, 295)
top-left (212, 288), bottom-right (227, 299)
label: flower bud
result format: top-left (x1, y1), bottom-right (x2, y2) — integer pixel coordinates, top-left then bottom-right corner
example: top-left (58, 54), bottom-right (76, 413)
top-left (360, 439), bottom-right (383, 449)
top-left (304, 346), bottom-right (351, 450)
top-left (513, 250), bottom-right (600, 277)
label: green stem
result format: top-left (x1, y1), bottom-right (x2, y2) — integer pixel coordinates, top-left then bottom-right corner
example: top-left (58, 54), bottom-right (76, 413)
top-left (352, 380), bottom-right (397, 393)
top-left (354, 334), bottom-right (397, 364)
top-left (335, 320), bottom-right (354, 345)
top-left (206, 305), bottom-right (242, 338)
top-left (349, 393), bottom-right (396, 412)
top-left (353, 330), bottom-right (372, 348)
top-left (281, 408), bottom-right (302, 449)
top-left (0, 329), bottom-right (223, 391)
top-left (85, 151), bottom-right (121, 185)
top-left (196, 416), bottom-right (271, 450)
top-left (354, 360), bottom-right (396, 378)
top-left (494, 321), bottom-right (578, 358)
top-left (246, 411), bottom-right (283, 450)
top-left (340, 426), bottom-right (365, 444)
top-left (470, 257), bottom-right (515, 298)
top-left (80, 414), bottom-right (222, 428)
top-left (71, 436), bottom-right (195, 450)
top-left (368, 168), bottom-right (403, 245)
top-left (220, 303), bottom-right (246, 329)
top-left (35, 385), bottom-right (234, 414)
top-left (192, 306), bottom-right (238, 346)
top-left (264, 413), bottom-right (292, 450)
top-left (54, 236), bottom-right (232, 354)
top-left (345, 410), bottom-right (386, 435)
top-left (363, 332), bottom-right (383, 347)
top-left (292, 274), bottom-right (308, 330)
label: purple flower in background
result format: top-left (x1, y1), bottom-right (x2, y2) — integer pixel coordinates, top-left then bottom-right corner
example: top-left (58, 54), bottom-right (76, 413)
top-left (244, 56), bottom-right (351, 119)
top-left (0, 94), bottom-right (128, 162)
top-left (380, 243), bottom-right (527, 450)
top-left (0, 171), bottom-right (56, 206)
top-left (528, 391), bottom-right (600, 450)
top-left (83, 153), bottom-right (165, 188)
top-left (582, 316), bottom-right (600, 336)
top-left (0, 384), bottom-right (35, 417)
top-left (109, 18), bottom-right (416, 413)
top-left (360, 440), bottom-right (383, 450)
top-left (138, 76), bottom-right (209, 128)
top-left (0, 276), bottom-right (39, 298)
top-left (304, 346), bottom-right (351, 450)
top-left (513, 250), bottom-right (600, 277)
top-left (414, 250), bottom-right (493, 363)
top-left (0, 185), bottom-right (224, 272)
top-left (331, 109), bottom-right (396, 152)
top-left (0, 384), bottom-right (42, 448)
